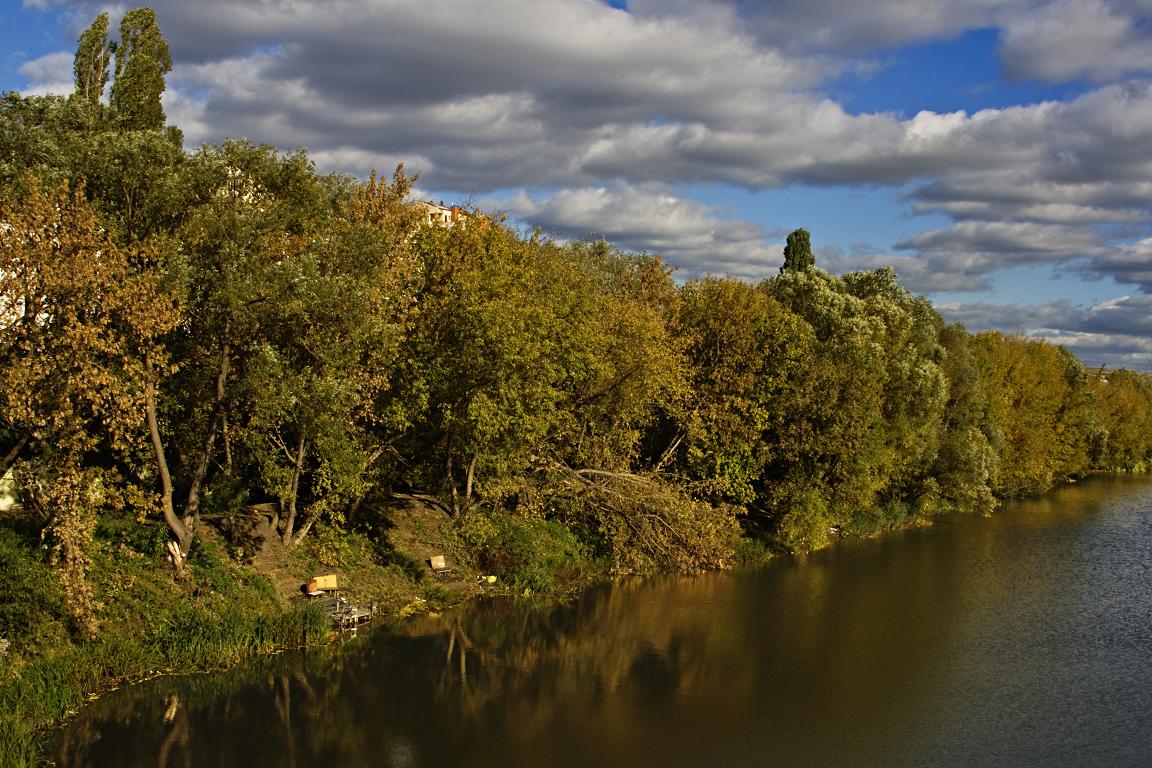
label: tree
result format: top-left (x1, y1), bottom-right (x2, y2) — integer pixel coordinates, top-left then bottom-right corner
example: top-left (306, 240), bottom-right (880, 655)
top-left (932, 324), bottom-right (997, 510)
top-left (387, 220), bottom-right (585, 510)
top-left (0, 175), bottom-right (178, 622)
top-left (779, 228), bottom-right (814, 273)
top-left (1089, 369), bottom-right (1152, 471)
top-left (145, 146), bottom-right (419, 550)
top-left (672, 277), bottom-right (811, 505)
top-left (73, 12), bottom-right (111, 111)
top-left (763, 265), bottom-right (947, 547)
top-left (971, 332), bottom-right (1092, 496)
top-left (110, 8), bottom-right (172, 131)
top-left (146, 140), bottom-right (339, 557)
top-left (0, 93), bottom-right (92, 190)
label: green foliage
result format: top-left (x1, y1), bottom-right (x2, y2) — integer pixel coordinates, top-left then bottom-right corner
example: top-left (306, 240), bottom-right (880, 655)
top-left (758, 266), bottom-right (946, 542)
top-left (455, 510), bottom-right (596, 593)
top-left (933, 325), bottom-right (997, 510)
top-left (1088, 369), bottom-right (1152, 471)
top-left (672, 277), bottom-right (811, 504)
top-left (971, 332), bottom-right (1094, 496)
top-left (75, 128), bottom-right (187, 239)
top-left (73, 12), bottom-right (111, 110)
top-left (0, 514), bottom-right (330, 767)
top-left (110, 8), bottom-right (173, 131)
top-left (772, 489), bottom-right (831, 552)
top-left (0, 93), bottom-right (91, 189)
top-left (387, 229), bottom-right (684, 510)
top-left (0, 526), bottom-right (68, 654)
top-left (780, 227), bottom-right (814, 272)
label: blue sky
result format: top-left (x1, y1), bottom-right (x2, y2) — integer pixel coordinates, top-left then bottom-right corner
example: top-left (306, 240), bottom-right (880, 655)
top-left (2, 0), bottom-right (1151, 368)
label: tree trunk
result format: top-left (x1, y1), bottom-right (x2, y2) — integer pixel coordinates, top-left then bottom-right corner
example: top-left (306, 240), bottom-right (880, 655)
top-left (281, 433), bottom-right (307, 545)
top-left (291, 508), bottom-right (319, 546)
top-left (0, 432), bottom-right (30, 478)
top-left (654, 432), bottom-right (683, 473)
top-left (464, 454), bottom-right (477, 511)
top-left (145, 368), bottom-right (191, 572)
top-left (183, 335), bottom-right (231, 527)
top-left (447, 454), bottom-right (458, 516)
top-left (222, 413), bottom-right (233, 471)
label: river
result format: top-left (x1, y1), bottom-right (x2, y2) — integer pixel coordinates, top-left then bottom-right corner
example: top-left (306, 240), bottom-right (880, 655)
top-left (51, 475), bottom-right (1152, 767)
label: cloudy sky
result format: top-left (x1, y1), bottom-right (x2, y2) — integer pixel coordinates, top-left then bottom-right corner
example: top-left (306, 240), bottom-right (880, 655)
top-left (2, 0), bottom-right (1151, 369)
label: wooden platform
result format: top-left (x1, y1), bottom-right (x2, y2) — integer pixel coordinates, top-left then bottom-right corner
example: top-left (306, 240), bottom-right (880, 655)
top-left (307, 592), bottom-right (376, 629)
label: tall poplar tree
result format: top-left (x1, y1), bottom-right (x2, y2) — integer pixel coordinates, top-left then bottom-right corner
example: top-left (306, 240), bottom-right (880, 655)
top-left (110, 7), bottom-right (172, 131)
top-left (73, 12), bottom-right (111, 110)
top-left (780, 228), bottom-right (814, 273)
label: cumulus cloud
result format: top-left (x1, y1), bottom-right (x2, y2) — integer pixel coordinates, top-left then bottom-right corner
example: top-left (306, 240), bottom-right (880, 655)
top-left (497, 185), bottom-right (784, 281)
top-left (936, 295), bottom-right (1152, 367)
top-left (1079, 238), bottom-right (1152, 293)
top-left (999, 0), bottom-right (1152, 82)
top-left (629, 0), bottom-right (1014, 53)
top-left (16, 51), bottom-right (71, 96)
top-left (32, 3), bottom-right (1152, 193)
top-left (16, 0), bottom-right (1152, 365)
top-left (634, 0), bottom-right (1152, 86)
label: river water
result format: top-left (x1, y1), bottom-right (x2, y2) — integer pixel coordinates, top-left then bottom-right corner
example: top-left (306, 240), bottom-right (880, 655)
top-left (51, 475), bottom-right (1152, 767)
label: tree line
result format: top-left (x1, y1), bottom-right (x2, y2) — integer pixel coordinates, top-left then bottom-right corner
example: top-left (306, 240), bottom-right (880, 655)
top-left (3, 9), bottom-right (1151, 631)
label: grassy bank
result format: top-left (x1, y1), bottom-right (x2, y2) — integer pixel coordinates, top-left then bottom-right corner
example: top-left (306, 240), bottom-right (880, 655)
top-left (0, 497), bottom-right (601, 767)
top-left (0, 510), bottom-right (334, 767)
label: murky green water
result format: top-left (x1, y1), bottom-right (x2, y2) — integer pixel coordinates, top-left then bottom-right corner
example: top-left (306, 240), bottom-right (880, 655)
top-left (52, 475), bottom-right (1152, 767)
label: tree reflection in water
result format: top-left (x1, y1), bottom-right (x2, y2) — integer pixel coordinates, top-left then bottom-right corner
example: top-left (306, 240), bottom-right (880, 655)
top-left (157, 694), bottom-right (190, 768)
top-left (48, 476), bottom-right (1152, 768)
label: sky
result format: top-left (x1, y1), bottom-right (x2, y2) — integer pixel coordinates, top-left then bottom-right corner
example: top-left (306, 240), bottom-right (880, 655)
top-left (2, 0), bottom-right (1151, 370)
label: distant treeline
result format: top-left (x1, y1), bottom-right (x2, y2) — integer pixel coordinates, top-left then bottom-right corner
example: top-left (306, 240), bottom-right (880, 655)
top-left (3, 10), bottom-right (1152, 631)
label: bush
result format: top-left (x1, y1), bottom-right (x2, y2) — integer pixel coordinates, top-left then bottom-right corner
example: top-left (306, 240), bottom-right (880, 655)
top-left (772, 489), bottom-right (832, 552)
top-left (456, 510), bottom-right (596, 593)
top-left (0, 527), bottom-right (69, 656)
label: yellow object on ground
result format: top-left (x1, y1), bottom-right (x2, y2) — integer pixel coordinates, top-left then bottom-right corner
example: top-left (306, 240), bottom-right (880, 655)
top-left (306, 574), bottom-right (339, 592)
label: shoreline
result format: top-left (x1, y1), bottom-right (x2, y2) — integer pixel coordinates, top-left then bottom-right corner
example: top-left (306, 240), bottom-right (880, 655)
top-left (6, 470), bottom-right (1152, 766)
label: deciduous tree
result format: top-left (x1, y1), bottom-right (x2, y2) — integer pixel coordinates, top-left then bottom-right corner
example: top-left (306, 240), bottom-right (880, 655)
top-left (779, 228), bottom-right (814, 273)
top-left (73, 12), bottom-right (111, 112)
top-left (110, 8), bottom-right (172, 131)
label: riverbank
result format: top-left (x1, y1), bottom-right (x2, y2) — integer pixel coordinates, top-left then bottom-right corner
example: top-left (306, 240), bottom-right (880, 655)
top-left (0, 495), bottom-right (618, 766)
top-left (4, 471), bottom-right (1147, 766)
top-left (0, 487), bottom-right (1011, 766)
top-left (0, 508), bottom-right (320, 765)
top-left (43, 475), bottom-right (1152, 768)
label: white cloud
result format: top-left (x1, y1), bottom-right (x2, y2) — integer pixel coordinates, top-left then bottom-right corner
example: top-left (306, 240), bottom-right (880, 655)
top-left (1079, 238), bottom-right (1152, 292)
top-left (498, 185), bottom-right (783, 281)
top-left (630, 0), bottom-right (1014, 52)
top-left (999, 0), bottom-right (1152, 82)
top-left (17, 0), bottom-right (1152, 365)
top-left (17, 51), bottom-right (71, 96)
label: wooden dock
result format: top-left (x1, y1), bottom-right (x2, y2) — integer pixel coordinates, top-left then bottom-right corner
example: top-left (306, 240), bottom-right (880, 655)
top-left (308, 593), bottom-right (375, 629)
top-left (303, 575), bottom-right (376, 629)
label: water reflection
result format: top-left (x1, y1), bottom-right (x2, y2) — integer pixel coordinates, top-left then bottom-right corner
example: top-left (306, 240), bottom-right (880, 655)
top-left (158, 695), bottom-right (189, 768)
top-left (51, 475), bottom-right (1152, 767)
